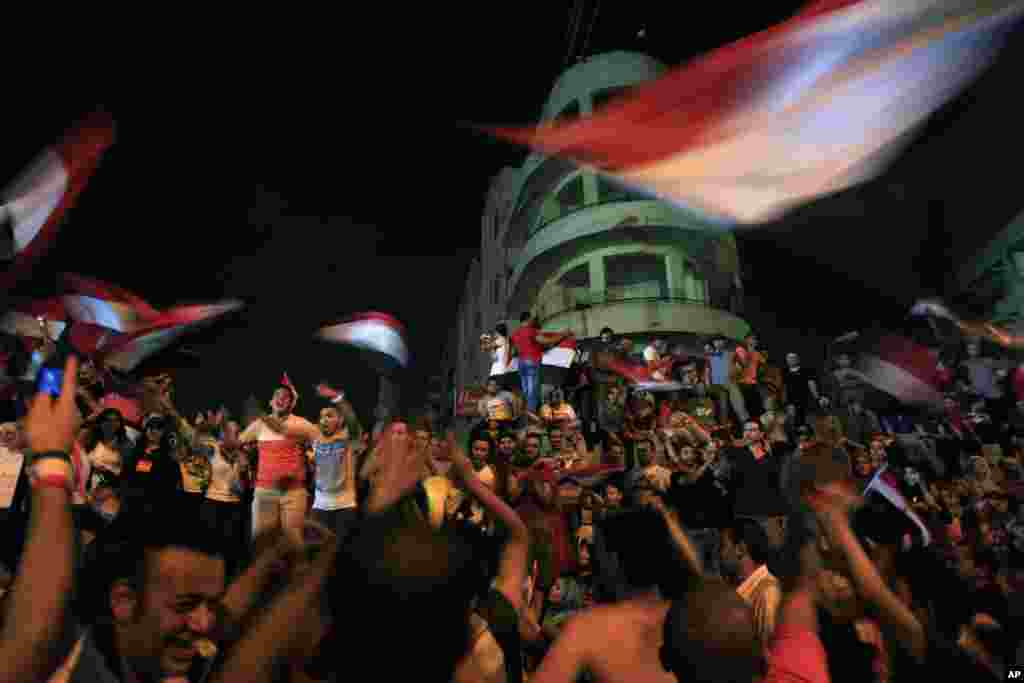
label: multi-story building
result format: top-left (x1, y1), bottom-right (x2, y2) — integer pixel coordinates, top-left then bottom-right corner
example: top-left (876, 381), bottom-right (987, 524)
top-left (443, 51), bottom-right (751, 406)
top-left (954, 207), bottom-right (1024, 332)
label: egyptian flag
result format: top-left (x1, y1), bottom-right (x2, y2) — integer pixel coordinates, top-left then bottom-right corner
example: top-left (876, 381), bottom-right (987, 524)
top-left (0, 113), bottom-right (115, 289)
top-left (860, 465), bottom-right (932, 547)
top-left (489, 0), bottom-right (1023, 224)
top-left (589, 350), bottom-right (685, 392)
top-left (317, 312), bottom-right (410, 369)
top-left (855, 334), bottom-right (945, 410)
top-left (98, 301), bottom-right (243, 372)
top-left (58, 273), bottom-right (161, 331)
top-left (556, 463), bottom-right (626, 489)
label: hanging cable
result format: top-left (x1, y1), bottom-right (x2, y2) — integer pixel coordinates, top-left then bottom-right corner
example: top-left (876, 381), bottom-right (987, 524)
top-left (563, 0), bottom-right (585, 68)
top-left (579, 0), bottom-right (601, 61)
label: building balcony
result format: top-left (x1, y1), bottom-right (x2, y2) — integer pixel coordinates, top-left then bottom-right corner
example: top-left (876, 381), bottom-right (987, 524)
top-left (537, 291), bottom-right (749, 342)
top-left (506, 197), bottom-right (739, 317)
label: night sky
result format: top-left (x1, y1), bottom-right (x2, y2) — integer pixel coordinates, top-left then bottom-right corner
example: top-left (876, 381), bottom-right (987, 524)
top-left (4, 3), bottom-right (1023, 425)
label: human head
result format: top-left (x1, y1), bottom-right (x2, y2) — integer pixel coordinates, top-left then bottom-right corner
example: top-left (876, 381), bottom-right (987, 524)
top-left (520, 311), bottom-right (534, 325)
top-left (742, 420), bottom-right (763, 443)
top-left (720, 519), bottom-right (775, 581)
top-left (319, 405), bottom-right (342, 437)
top-left (326, 508), bottom-right (479, 682)
top-left (524, 432), bottom-right (542, 461)
top-left (470, 436), bottom-right (493, 465)
top-left (97, 409), bottom-right (126, 442)
top-left (270, 386), bottom-right (295, 416)
top-left (497, 432), bottom-right (516, 459)
top-left (600, 327), bottom-right (614, 344)
top-left (785, 352), bottom-right (800, 369)
top-left (495, 323), bottom-right (508, 338)
top-left (660, 581), bottom-right (765, 681)
top-left (0, 422), bottom-right (18, 449)
top-left (84, 506), bottom-right (227, 679)
top-left (485, 378), bottom-right (499, 396)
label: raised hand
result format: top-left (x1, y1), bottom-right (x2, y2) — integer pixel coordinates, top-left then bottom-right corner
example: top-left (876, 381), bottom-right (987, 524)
top-left (26, 356), bottom-right (79, 455)
top-left (364, 424), bottom-right (423, 514)
top-left (314, 382), bottom-right (340, 400)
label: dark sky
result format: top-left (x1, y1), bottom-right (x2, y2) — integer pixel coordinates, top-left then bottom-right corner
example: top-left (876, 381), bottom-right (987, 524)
top-left (4, 3), bottom-right (1023, 423)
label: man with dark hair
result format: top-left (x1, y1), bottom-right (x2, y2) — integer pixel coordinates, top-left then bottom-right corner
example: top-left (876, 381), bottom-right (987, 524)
top-left (65, 503), bottom-right (228, 682)
top-left (720, 519), bottom-right (783, 646)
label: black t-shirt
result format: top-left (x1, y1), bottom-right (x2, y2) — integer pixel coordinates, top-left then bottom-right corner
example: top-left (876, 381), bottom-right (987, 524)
top-left (727, 446), bottom-right (790, 518)
top-left (667, 470), bottom-right (729, 530)
top-left (120, 444), bottom-right (182, 511)
top-left (783, 367), bottom-right (815, 408)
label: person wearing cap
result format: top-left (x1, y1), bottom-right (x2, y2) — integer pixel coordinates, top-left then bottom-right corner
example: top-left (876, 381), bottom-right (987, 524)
top-left (119, 413), bottom-right (184, 522)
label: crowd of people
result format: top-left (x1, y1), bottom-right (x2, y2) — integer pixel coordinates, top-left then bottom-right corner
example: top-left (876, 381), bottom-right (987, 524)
top-left (0, 313), bottom-right (1022, 682)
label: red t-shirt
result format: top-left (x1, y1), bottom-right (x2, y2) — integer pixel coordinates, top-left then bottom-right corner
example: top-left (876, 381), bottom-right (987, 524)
top-left (511, 323), bottom-right (545, 363)
top-left (763, 622), bottom-right (830, 683)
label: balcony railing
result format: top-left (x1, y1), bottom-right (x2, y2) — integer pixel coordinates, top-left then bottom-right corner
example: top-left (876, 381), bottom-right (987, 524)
top-left (534, 288), bottom-right (721, 324)
top-left (526, 190), bottom-right (652, 241)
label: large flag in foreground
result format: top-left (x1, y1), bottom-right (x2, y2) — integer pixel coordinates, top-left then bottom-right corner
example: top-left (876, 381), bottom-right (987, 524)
top-left (0, 113), bottom-right (115, 289)
top-left (99, 301), bottom-right (244, 372)
top-left (317, 312), bottom-right (410, 370)
top-left (491, 0), bottom-right (1024, 224)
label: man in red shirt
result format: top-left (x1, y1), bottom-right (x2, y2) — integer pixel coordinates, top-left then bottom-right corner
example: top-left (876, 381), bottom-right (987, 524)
top-left (510, 312), bottom-right (570, 414)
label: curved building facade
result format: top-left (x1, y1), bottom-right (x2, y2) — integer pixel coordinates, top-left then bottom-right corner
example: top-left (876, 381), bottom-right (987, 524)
top-left (442, 51), bottom-right (750, 409)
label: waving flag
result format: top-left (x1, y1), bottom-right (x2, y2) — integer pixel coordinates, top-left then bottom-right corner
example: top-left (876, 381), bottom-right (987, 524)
top-left (61, 273), bottom-right (161, 323)
top-left (99, 301), bottom-right (244, 372)
top-left (491, 0), bottom-right (1024, 224)
top-left (0, 113), bottom-right (115, 289)
top-left (855, 334), bottom-right (945, 409)
top-left (864, 466), bottom-right (932, 546)
top-left (317, 312), bottom-right (410, 369)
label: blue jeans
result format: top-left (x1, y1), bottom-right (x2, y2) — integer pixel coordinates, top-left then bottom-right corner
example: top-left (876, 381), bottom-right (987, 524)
top-left (520, 360), bottom-right (541, 413)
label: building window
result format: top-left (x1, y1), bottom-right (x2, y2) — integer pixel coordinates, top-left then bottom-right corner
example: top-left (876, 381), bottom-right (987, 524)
top-left (604, 252), bottom-right (668, 301)
top-left (556, 100), bottom-right (581, 122)
top-left (591, 86), bottom-right (632, 112)
top-left (537, 174), bottom-right (585, 228)
top-left (537, 263), bottom-right (591, 319)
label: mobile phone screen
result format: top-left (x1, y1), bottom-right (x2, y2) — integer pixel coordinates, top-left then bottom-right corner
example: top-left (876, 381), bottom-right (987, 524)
top-left (38, 366), bottom-right (63, 397)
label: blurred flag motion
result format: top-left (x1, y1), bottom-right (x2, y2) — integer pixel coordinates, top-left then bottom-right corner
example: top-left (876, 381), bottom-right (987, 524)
top-left (491, 0), bottom-right (1024, 224)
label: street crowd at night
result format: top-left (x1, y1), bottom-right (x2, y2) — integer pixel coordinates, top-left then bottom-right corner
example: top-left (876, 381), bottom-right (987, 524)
top-left (3, 1), bottom-right (1024, 681)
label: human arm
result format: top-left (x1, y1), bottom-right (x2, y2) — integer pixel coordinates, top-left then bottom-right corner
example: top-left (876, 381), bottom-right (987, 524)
top-left (239, 419), bottom-right (263, 444)
top-left (0, 357), bottom-right (79, 683)
top-left (209, 523), bottom-right (338, 683)
top-left (808, 482), bottom-right (926, 663)
top-left (262, 415), bottom-right (321, 444)
top-left (808, 379), bottom-right (820, 401)
top-left (447, 433), bottom-right (530, 612)
top-left (648, 495), bottom-right (703, 578)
